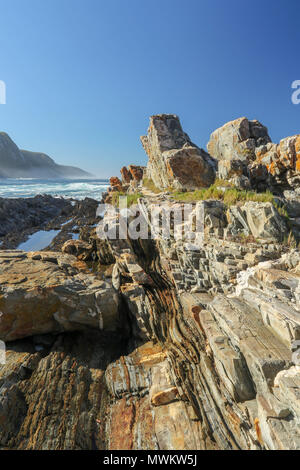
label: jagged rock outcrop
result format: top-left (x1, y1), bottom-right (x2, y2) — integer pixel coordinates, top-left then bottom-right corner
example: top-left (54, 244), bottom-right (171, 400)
top-left (207, 117), bottom-right (271, 163)
top-left (250, 135), bottom-right (300, 190)
top-left (120, 166), bottom-right (132, 184)
top-left (2, 114), bottom-right (300, 451)
top-left (101, 197), bottom-right (300, 450)
top-left (0, 195), bottom-right (73, 239)
top-left (128, 165), bottom-right (145, 182)
top-left (1, 189), bottom-right (300, 450)
top-left (217, 158), bottom-right (244, 179)
top-left (120, 165), bottom-right (145, 185)
top-left (109, 176), bottom-right (123, 192)
top-left (207, 116), bottom-right (300, 192)
top-left (141, 114), bottom-right (216, 190)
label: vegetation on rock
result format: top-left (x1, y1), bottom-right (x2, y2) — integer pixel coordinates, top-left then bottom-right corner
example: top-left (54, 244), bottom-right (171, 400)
top-left (171, 183), bottom-right (274, 206)
top-left (111, 191), bottom-right (143, 207)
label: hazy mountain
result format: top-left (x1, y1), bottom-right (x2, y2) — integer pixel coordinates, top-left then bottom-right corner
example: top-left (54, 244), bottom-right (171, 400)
top-left (0, 132), bottom-right (92, 178)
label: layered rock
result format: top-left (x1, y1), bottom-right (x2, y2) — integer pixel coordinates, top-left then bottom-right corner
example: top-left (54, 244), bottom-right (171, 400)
top-left (0, 330), bottom-right (125, 450)
top-left (107, 198), bottom-right (300, 449)
top-left (1, 189), bottom-right (300, 450)
top-left (62, 239), bottom-right (94, 260)
top-left (141, 114), bottom-right (216, 190)
top-left (226, 201), bottom-right (288, 242)
top-left (207, 117), bottom-right (271, 163)
top-left (0, 250), bottom-right (121, 342)
top-left (207, 116), bottom-right (300, 192)
top-left (2, 114), bottom-right (300, 451)
top-left (0, 195), bottom-right (73, 243)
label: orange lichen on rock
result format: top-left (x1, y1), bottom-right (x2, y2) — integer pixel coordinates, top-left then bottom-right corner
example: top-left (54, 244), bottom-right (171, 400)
top-left (109, 176), bottom-right (123, 191)
top-left (254, 418), bottom-right (263, 445)
top-left (295, 136), bottom-right (300, 172)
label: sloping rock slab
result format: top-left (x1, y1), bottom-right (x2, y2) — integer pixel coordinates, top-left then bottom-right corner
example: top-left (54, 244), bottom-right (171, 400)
top-left (0, 251), bottom-right (120, 342)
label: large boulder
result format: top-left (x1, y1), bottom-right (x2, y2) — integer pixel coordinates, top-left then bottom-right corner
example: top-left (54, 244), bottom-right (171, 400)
top-left (141, 114), bottom-right (216, 190)
top-left (207, 117), bottom-right (271, 163)
top-left (226, 202), bottom-right (287, 242)
top-left (0, 250), bottom-right (121, 342)
top-left (242, 202), bottom-right (288, 241)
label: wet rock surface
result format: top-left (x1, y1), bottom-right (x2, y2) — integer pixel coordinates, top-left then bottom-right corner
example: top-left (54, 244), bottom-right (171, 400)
top-left (0, 195), bottom-right (73, 249)
top-left (0, 196), bottom-right (101, 252)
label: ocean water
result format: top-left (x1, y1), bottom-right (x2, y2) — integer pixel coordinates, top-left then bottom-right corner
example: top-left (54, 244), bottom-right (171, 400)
top-left (0, 178), bottom-right (109, 200)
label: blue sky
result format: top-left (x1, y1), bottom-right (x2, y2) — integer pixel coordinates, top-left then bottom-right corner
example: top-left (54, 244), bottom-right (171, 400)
top-left (0, 0), bottom-right (300, 177)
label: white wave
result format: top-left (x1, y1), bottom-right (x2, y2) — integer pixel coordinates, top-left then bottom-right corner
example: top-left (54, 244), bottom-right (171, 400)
top-left (0, 178), bottom-right (109, 200)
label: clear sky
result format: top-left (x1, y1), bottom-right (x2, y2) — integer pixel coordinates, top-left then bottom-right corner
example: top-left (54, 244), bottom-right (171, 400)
top-left (0, 0), bottom-right (300, 177)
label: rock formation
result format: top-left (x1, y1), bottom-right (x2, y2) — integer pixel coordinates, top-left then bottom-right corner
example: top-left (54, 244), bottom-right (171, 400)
top-left (141, 114), bottom-right (216, 190)
top-left (128, 165), bottom-right (145, 182)
top-left (0, 250), bottom-right (120, 342)
top-left (250, 135), bottom-right (300, 190)
top-left (1, 114), bottom-right (300, 450)
top-left (120, 165), bottom-right (145, 191)
top-left (207, 116), bottom-right (300, 193)
top-left (120, 166), bottom-right (132, 184)
top-left (109, 176), bottom-right (123, 192)
top-left (207, 117), bottom-right (271, 163)
top-left (0, 195), bottom-right (71, 236)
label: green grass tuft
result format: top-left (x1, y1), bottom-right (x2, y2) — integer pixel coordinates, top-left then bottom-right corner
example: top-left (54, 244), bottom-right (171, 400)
top-left (142, 177), bottom-right (161, 193)
top-left (111, 191), bottom-right (143, 207)
top-left (171, 184), bottom-right (274, 206)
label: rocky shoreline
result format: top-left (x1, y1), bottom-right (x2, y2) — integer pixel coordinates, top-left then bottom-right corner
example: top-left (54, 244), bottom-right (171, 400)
top-left (0, 195), bottom-right (102, 251)
top-left (0, 114), bottom-right (300, 450)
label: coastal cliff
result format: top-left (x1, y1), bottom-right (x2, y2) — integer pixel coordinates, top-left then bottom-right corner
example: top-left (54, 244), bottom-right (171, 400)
top-left (0, 132), bottom-right (92, 178)
top-left (0, 115), bottom-right (300, 450)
